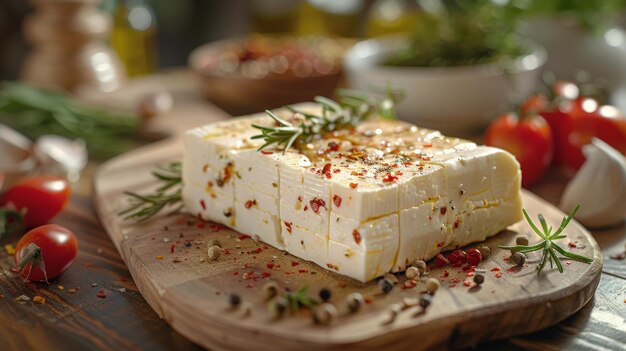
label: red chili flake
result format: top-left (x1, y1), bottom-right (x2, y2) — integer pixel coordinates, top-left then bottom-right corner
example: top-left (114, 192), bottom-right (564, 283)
top-left (170, 244), bottom-right (176, 253)
top-left (202, 165), bottom-right (209, 172)
top-left (327, 141), bottom-right (339, 152)
top-left (260, 150), bottom-right (273, 155)
top-left (291, 261), bottom-right (299, 267)
top-left (349, 182), bottom-right (358, 189)
top-left (423, 143), bottom-right (433, 148)
top-left (284, 221), bottom-right (293, 234)
top-left (422, 156), bottom-right (431, 161)
top-left (465, 272), bottom-right (475, 277)
top-left (450, 278), bottom-right (460, 284)
top-left (442, 270), bottom-right (450, 278)
top-left (448, 250), bottom-right (466, 264)
top-left (246, 284), bottom-right (254, 288)
top-left (391, 164), bottom-right (398, 168)
top-left (402, 280), bottom-right (417, 289)
top-left (261, 272), bottom-right (271, 278)
top-left (507, 266), bottom-right (519, 273)
top-left (238, 234), bottom-right (250, 240)
top-left (322, 163), bottom-right (332, 179)
top-left (454, 218), bottom-right (461, 229)
top-left (364, 297), bottom-right (372, 304)
top-left (495, 272), bottom-right (502, 278)
top-left (244, 200), bottom-right (256, 209)
top-left (297, 195), bottom-right (303, 202)
top-left (333, 195), bottom-right (342, 207)
top-left (435, 254), bottom-right (449, 266)
top-left (298, 269), bottom-right (309, 273)
top-left (568, 242), bottom-right (577, 248)
top-left (267, 262), bottom-right (275, 269)
top-left (440, 206), bottom-right (447, 215)
top-left (233, 271), bottom-right (239, 276)
top-left (196, 222), bottom-right (205, 228)
top-left (353, 230), bottom-right (362, 245)
top-left (309, 198), bottom-right (326, 213)
top-left (463, 279), bottom-right (472, 287)
top-left (96, 290), bottom-right (107, 298)
top-left (200, 200), bottom-right (206, 210)
top-left (223, 249), bottom-right (231, 255)
top-left (491, 267), bottom-right (500, 272)
top-left (303, 205), bottom-right (308, 211)
top-left (254, 247), bottom-right (263, 254)
top-left (382, 173), bottom-right (398, 183)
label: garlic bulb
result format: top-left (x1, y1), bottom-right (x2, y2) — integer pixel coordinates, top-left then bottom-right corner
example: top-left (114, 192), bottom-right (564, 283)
top-left (560, 138), bottom-right (626, 228)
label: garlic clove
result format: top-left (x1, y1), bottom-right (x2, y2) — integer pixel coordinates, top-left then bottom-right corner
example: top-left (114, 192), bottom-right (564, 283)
top-left (560, 138), bottom-right (626, 228)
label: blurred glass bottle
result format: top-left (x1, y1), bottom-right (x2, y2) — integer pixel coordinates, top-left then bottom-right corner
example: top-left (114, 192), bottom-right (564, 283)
top-left (297, 0), bottom-right (364, 38)
top-left (365, 0), bottom-right (423, 37)
top-left (110, 0), bottom-right (157, 77)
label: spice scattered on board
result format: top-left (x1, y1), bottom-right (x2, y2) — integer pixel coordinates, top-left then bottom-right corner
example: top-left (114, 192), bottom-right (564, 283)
top-left (4, 244), bottom-right (16, 255)
top-left (33, 296), bottom-right (45, 305)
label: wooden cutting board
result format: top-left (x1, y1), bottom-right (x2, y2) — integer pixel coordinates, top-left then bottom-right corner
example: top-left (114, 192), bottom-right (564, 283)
top-left (93, 137), bottom-right (603, 351)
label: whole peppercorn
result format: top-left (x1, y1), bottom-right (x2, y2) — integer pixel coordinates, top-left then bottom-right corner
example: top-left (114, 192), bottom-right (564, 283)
top-left (346, 292), bottom-right (364, 314)
top-left (268, 297), bottom-right (288, 319)
top-left (262, 281), bottom-right (280, 300)
top-left (405, 266), bottom-right (420, 280)
top-left (425, 278), bottom-right (440, 294)
top-left (319, 288), bottom-right (331, 302)
top-left (477, 245), bottom-right (491, 259)
top-left (313, 303), bottom-right (338, 325)
top-left (465, 248), bottom-right (482, 266)
top-left (473, 274), bottom-right (485, 286)
top-left (208, 239), bottom-right (222, 248)
top-left (411, 259), bottom-right (427, 275)
top-left (228, 293), bottom-right (241, 308)
top-left (419, 294), bottom-right (432, 309)
top-left (512, 252), bottom-right (526, 267)
top-left (516, 236), bottom-right (529, 246)
top-left (378, 278), bottom-right (394, 294)
top-left (207, 245), bottom-right (221, 261)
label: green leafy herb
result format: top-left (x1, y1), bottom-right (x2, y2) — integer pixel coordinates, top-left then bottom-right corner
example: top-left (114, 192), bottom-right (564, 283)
top-left (119, 162), bottom-right (183, 221)
top-left (500, 205), bottom-right (593, 275)
top-left (0, 82), bottom-right (140, 159)
top-left (251, 89), bottom-right (402, 153)
top-left (283, 285), bottom-right (318, 313)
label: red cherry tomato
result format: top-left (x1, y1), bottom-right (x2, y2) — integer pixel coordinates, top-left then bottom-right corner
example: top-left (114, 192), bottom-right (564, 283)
top-left (0, 176), bottom-right (71, 228)
top-left (14, 224), bottom-right (78, 282)
top-left (520, 94), bottom-right (549, 115)
top-left (465, 248), bottom-right (482, 266)
top-left (485, 113), bottom-right (554, 187)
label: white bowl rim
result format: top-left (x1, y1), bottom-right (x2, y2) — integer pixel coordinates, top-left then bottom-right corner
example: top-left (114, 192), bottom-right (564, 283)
top-left (343, 35), bottom-right (547, 75)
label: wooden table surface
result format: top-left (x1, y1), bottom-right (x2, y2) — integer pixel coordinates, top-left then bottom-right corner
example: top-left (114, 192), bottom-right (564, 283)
top-left (0, 72), bottom-right (625, 351)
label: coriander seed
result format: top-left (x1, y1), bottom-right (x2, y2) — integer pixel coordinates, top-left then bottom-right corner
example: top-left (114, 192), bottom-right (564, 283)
top-left (477, 245), bottom-right (491, 259)
top-left (405, 266), bottom-right (420, 280)
top-left (207, 245), bottom-right (221, 261)
top-left (513, 252), bottom-right (526, 267)
top-left (208, 239), bottom-right (222, 248)
top-left (319, 288), bottom-right (331, 302)
top-left (378, 278), bottom-right (394, 294)
top-left (473, 274), bottom-right (485, 286)
top-left (411, 259), bottom-right (427, 275)
top-left (346, 292), bottom-right (364, 313)
top-left (313, 303), bottom-right (338, 325)
top-left (262, 281), bottom-right (280, 300)
top-left (425, 278), bottom-right (440, 294)
top-left (516, 236), bottom-right (529, 246)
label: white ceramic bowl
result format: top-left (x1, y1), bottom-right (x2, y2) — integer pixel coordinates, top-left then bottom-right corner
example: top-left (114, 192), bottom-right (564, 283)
top-left (343, 37), bottom-right (546, 134)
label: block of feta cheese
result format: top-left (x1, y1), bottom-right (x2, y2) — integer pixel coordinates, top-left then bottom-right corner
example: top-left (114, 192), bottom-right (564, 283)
top-left (182, 103), bottom-right (523, 282)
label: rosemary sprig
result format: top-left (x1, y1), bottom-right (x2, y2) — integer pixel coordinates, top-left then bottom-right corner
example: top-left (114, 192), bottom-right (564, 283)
top-left (251, 89), bottom-right (403, 153)
top-left (283, 285), bottom-right (318, 313)
top-left (119, 162), bottom-right (183, 221)
top-left (500, 205), bottom-right (593, 275)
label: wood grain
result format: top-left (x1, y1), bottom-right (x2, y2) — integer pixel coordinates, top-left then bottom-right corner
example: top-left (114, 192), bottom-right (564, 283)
top-left (92, 140), bottom-right (603, 351)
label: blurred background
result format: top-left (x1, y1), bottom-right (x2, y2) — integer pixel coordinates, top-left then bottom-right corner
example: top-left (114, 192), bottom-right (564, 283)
top-left (2, 0), bottom-right (626, 189)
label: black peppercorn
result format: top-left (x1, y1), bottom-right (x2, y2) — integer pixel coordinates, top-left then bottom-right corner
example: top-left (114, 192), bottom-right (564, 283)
top-left (513, 252), bottom-right (526, 267)
top-left (378, 278), bottom-right (393, 294)
top-left (319, 288), bottom-right (331, 302)
top-left (419, 294), bottom-right (432, 309)
top-left (473, 274), bottom-right (485, 286)
top-left (228, 293), bottom-right (241, 308)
